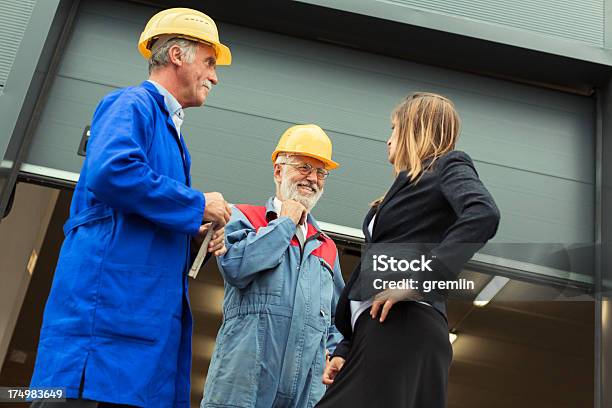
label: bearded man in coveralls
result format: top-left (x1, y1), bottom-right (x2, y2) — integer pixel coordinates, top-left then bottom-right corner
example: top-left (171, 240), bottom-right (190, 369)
top-left (202, 125), bottom-right (345, 408)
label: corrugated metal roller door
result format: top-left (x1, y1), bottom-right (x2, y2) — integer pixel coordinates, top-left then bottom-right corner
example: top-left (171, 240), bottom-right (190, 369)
top-left (24, 0), bottom-right (594, 245)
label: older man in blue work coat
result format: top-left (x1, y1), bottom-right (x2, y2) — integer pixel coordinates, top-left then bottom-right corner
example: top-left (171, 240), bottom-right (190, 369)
top-left (202, 125), bottom-right (345, 408)
top-left (29, 8), bottom-right (232, 408)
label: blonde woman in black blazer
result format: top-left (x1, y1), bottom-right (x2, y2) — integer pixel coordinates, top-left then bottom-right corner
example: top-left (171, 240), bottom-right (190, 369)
top-left (316, 92), bottom-right (500, 408)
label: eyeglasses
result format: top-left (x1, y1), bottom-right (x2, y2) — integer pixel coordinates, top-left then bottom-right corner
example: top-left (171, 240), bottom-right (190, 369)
top-left (279, 162), bottom-right (330, 180)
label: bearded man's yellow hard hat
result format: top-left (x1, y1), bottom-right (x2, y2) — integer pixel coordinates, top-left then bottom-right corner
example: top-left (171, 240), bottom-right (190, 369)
top-left (272, 124), bottom-right (340, 170)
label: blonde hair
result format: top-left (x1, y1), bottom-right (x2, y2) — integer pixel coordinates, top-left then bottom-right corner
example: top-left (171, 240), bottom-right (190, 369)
top-left (371, 92), bottom-right (461, 207)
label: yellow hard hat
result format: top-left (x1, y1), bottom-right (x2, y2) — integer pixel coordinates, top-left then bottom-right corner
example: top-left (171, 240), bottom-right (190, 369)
top-left (138, 8), bottom-right (231, 65)
top-left (271, 124), bottom-right (340, 170)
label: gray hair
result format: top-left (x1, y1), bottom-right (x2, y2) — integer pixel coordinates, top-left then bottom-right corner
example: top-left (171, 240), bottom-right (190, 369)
top-left (148, 36), bottom-right (198, 74)
top-left (275, 153), bottom-right (299, 165)
top-left (274, 153), bottom-right (291, 189)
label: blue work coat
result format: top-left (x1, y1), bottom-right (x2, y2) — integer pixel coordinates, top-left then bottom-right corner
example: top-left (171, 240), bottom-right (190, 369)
top-left (202, 199), bottom-right (345, 408)
top-left (29, 81), bottom-right (205, 407)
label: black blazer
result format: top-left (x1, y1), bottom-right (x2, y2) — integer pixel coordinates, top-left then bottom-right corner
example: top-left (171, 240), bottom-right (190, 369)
top-left (332, 150), bottom-right (500, 359)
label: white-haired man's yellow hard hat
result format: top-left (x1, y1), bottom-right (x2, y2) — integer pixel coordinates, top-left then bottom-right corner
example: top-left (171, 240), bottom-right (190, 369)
top-left (138, 8), bottom-right (231, 65)
top-left (272, 124), bottom-right (340, 170)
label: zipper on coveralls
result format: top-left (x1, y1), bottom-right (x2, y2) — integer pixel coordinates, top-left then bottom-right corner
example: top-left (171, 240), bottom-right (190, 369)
top-left (300, 231), bottom-right (321, 262)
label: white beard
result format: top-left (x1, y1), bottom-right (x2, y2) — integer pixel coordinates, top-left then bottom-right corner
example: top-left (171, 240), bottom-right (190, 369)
top-left (279, 174), bottom-right (323, 211)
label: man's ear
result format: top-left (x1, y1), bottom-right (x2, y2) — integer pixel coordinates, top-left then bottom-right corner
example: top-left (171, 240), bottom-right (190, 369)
top-left (168, 45), bottom-right (183, 67)
top-left (273, 164), bottom-right (282, 183)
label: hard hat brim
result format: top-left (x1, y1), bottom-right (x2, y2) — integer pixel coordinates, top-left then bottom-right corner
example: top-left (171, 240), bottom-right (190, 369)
top-left (138, 34), bottom-right (231, 65)
top-left (215, 42), bottom-right (231, 65)
top-left (272, 150), bottom-right (340, 170)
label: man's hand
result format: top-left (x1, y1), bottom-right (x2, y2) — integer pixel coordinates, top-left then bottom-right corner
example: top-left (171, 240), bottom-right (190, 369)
top-left (193, 223), bottom-right (226, 257)
top-left (203, 192), bottom-right (231, 227)
top-left (322, 351), bottom-right (345, 385)
top-left (370, 288), bottom-right (422, 323)
top-left (280, 199), bottom-right (307, 226)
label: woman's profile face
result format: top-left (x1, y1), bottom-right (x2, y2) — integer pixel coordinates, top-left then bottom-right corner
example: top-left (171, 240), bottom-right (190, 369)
top-left (387, 117), bottom-right (399, 164)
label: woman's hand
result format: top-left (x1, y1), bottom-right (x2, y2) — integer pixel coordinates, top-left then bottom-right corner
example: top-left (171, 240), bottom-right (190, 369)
top-left (322, 351), bottom-right (345, 385)
top-left (370, 288), bottom-right (422, 323)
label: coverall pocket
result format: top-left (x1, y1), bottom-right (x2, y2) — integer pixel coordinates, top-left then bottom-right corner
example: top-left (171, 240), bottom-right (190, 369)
top-left (93, 263), bottom-right (171, 343)
top-left (93, 311), bottom-right (161, 343)
top-left (247, 265), bottom-right (284, 296)
top-left (203, 315), bottom-right (268, 407)
top-left (319, 260), bottom-right (334, 323)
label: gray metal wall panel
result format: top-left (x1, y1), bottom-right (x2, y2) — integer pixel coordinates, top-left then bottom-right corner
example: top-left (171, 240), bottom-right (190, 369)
top-left (25, 0), bottom-right (595, 244)
top-left (390, 0), bottom-right (604, 47)
top-left (0, 0), bottom-right (37, 89)
top-left (297, 0), bottom-right (612, 66)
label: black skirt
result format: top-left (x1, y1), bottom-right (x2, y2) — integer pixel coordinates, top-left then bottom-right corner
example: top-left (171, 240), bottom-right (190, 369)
top-left (316, 301), bottom-right (453, 408)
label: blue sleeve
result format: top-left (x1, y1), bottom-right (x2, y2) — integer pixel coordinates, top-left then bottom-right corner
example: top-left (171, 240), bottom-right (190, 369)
top-left (217, 206), bottom-right (296, 289)
top-left (326, 254), bottom-right (345, 353)
top-left (85, 92), bottom-right (204, 235)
